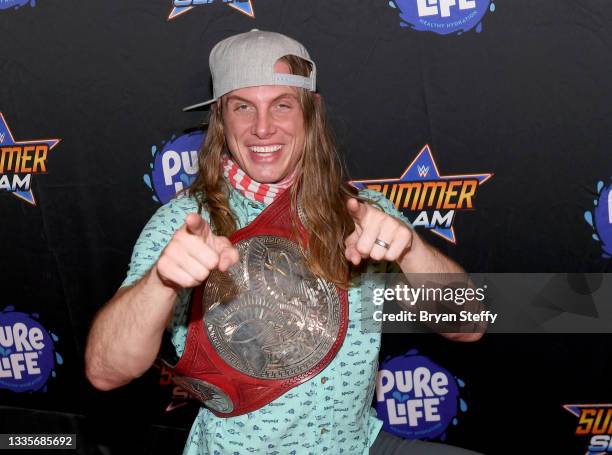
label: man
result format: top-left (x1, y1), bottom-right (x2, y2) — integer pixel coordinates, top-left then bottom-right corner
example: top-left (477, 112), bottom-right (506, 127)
top-left (85, 30), bottom-right (482, 454)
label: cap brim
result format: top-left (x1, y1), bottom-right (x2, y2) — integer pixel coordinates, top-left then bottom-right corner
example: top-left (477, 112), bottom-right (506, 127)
top-left (182, 98), bottom-right (216, 112)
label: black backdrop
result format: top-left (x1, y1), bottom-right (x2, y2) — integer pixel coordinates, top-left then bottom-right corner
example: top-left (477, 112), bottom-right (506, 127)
top-left (1, 1), bottom-right (611, 453)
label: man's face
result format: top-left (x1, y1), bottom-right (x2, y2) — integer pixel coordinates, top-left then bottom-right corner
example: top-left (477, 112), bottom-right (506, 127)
top-left (221, 61), bottom-right (306, 184)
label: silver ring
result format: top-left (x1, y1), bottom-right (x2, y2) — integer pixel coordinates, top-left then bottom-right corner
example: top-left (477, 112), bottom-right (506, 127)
top-left (374, 238), bottom-right (390, 250)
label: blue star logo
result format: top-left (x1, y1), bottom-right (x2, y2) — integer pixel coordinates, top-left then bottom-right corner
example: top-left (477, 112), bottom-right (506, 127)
top-left (168, 0), bottom-right (255, 20)
top-left (563, 403), bottom-right (612, 419)
top-left (351, 145), bottom-right (492, 243)
top-left (0, 112), bottom-right (61, 206)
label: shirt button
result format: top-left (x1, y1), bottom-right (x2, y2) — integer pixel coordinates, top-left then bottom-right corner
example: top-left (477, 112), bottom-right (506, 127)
top-left (320, 377), bottom-right (328, 384)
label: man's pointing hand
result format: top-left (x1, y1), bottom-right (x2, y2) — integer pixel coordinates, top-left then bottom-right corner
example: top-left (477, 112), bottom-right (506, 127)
top-left (155, 213), bottom-right (240, 289)
top-left (344, 198), bottom-right (413, 266)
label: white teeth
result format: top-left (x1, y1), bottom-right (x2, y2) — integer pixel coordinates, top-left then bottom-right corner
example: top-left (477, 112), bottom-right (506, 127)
top-left (249, 145), bottom-right (282, 153)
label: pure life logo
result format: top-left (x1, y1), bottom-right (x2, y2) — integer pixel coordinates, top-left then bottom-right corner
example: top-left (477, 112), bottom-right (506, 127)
top-left (390, 0), bottom-right (494, 35)
top-left (144, 131), bottom-right (205, 204)
top-left (0, 0), bottom-right (35, 11)
top-left (376, 349), bottom-right (468, 440)
top-left (0, 307), bottom-right (58, 393)
top-left (417, 0), bottom-right (476, 18)
top-left (585, 179), bottom-right (612, 259)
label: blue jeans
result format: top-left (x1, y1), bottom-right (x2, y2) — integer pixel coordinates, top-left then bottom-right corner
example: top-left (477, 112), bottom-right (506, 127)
top-left (370, 431), bottom-right (484, 454)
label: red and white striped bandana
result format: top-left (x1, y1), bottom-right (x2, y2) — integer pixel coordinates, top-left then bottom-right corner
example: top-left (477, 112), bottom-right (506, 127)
top-left (222, 154), bottom-right (295, 206)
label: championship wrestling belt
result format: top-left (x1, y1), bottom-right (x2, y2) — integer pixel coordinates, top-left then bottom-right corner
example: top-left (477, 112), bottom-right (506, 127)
top-left (163, 189), bottom-right (349, 417)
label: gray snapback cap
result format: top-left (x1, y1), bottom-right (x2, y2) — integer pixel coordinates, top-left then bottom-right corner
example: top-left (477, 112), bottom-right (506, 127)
top-left (183, 29), bottom-right (317, 112)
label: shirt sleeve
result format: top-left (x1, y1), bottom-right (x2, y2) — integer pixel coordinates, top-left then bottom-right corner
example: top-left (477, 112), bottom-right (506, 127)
top-left (357, 188), bottom-right (413, 228)
top-left (120, 196), bottom-right (206, 288)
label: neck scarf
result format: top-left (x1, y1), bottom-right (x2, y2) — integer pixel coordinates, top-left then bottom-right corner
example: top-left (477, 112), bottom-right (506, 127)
top-left (222, 154), bottom-right (295, 206)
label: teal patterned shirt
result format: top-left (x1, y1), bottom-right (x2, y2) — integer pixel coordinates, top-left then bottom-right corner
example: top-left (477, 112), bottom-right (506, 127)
top-left (121, 185), bottom-right (412, 455)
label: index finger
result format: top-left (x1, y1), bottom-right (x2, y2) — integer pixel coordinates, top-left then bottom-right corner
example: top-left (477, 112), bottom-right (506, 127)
top-left (346, 198), bottom-right (369, 226)
top-left (184, 213), bottom-right (211, 239)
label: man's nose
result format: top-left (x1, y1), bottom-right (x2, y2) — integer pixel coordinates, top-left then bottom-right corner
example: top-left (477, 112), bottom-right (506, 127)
top-left (252, 110), bottom-right (276, 138)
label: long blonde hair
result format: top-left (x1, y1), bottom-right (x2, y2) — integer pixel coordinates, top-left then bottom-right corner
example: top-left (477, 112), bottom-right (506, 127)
top-left (188, 55), bottom-right (357, 287)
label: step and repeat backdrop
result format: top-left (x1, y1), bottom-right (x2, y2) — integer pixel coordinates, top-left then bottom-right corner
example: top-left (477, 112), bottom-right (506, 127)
top-left (1, 1), bottom-right (611, 454)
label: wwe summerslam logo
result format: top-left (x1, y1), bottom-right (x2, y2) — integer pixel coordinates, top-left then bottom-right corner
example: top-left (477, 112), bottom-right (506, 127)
top-left (350, 145), bottom-right (492, 243)
top-left (564, 404), bottom-right (612, 454)
top-left (156, 362), bottom-right (190, 412)
top-left (168, 0), bottom-right (254, 20)
top-left (0, 113), bottom-right (60, 205)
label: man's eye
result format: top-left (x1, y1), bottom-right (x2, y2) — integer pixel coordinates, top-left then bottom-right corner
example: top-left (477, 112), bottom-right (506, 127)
top-left (236, 104), bottom-right (249, 111)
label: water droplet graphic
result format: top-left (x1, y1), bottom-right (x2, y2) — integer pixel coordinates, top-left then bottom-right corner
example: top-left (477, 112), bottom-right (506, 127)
top-left (597, 181), bottom-right (604, 193)
top-left (489, 2), bottom-right (495, 12)
top-left (150, 145), bottom-right (157, 157)
top-left (388, 1), bottom-right (396, 8)
top-left (51, 332), bottom-right (59, 342)
top-left (152, 195), bottom-right (159, 203)
top-left (143, 174), bottom-right (152, 189)
top-left (593, 233), bottom-right (600, 241)
top-left (584, 211), bottom-right (594, 227)
top-left (452, 417), bottom-right (458, 425)
top-left (52, 371), bottom-right (56, 378)
top-left (457, 378), bottom-right (466, 388)
top-left (460, 398), bottom-right (468, 412)
top-left (55, 352), bottom-right (64, 365)
top-left (476, 22), bottom-right (483, 33)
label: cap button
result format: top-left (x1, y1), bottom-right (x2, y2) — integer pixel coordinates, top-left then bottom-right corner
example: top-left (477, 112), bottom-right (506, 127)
top-left (251, 28), bottom-right (259, 32)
